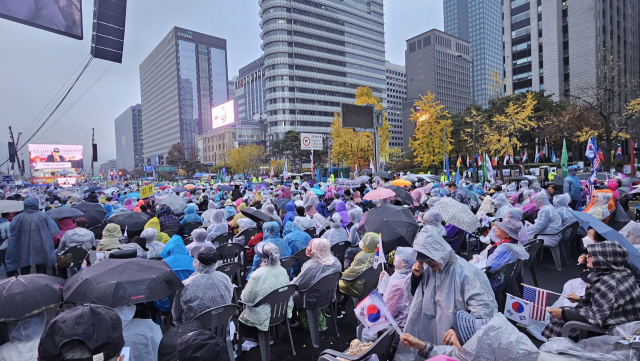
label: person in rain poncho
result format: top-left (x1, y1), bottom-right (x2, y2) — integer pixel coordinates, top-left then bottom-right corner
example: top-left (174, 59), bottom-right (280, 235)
top-left (303, 191), bottom-right (318, 217)
top-left (313, 202), bottom-right (330, 234)
top-left (103, 203), bottom-right (114, 220)
top-left (520, 189), bottom-right (534, 206)
top-left (233, 218), bottom-right (257, 245)
top-left (282, 201), bottom-right (296, 227)
top-left (230, 203), bottom-right (248, 231)
top-left (114, 304), bottom-right (163, 361)
top-left (239, 242), bottom-right (293, 332)
top-left (262, 204), bottom-right (282, 227)
top-left (563, 165), bottom-right (582, 209)
top-left (586, 192), bottom-right (613, 222)
top-left (140, 228), bottom-right (166, 259)
top-left (525, 191), bottom-right (563, 247)
top-left (172, 247), bottom-right (233, 325)
top-left (492, 194), bottom-right (513, 219)
top-left (479, 219), bottom-right (528, 290)
top-left (620, 222), bottom-right (640, 250)
top-left (249, 221), bottom-right (290, 277)
top-left (251, 191), bottom-right (264, 207)
top-left (283, 221), bottom-right (312, 257)
top-left (5, 197), bottom-right (60, 276)
top-left (554, 193), bottom-right (577, 231)
top-left (0, 312), bottom-right (47, 361)
top-left (345, 207), bottom-right (364, 263)
top-left (323, 213), bottom-right (349, 246)
top-left (143, 217), bottom-right (170, 244)
top-left (180, 204), bottom-right (203, 226)
top-left (158, 206), bottom-right (180, 228)
top-left (57, 218), bottom-right (95, 254)
top-left (187, 228), bottom-right (214, 252)
top-left (394, 226), bottom-right (497, 361)
top-left (201, 200), bottom-right (217, 227)
top-left (291, 238), bottom-right (341, 309)
top-left (223, 199), bottom-right (237, 220)
top-left (543, 241), bottom-right (640, 339)
top-left (338, 232), bottom-right (378, 298)
top-left (293, 206), bottom-right (315, 232)
top-left (420, 209), bottom-right (446, 237)
top-left (154, 235), bottom-right (195, 315)
top-left (207, 209), bottom-right (228, 245)
top-left (334, 200), bottom-right (351, 227)
top-left (52, 217), bottom-right (74, 248)
top-left (96, 223), bottom-right (123, 251)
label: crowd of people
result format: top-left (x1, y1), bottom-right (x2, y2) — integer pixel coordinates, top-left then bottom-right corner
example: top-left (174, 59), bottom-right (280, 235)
top-left (0, 167), bottom-right (640, 361)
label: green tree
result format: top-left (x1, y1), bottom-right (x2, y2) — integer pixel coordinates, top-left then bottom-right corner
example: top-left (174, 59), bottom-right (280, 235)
top-left (165, 142), bottom-right (186, 166)
top-left (409, 92), bottom-right (452, 168)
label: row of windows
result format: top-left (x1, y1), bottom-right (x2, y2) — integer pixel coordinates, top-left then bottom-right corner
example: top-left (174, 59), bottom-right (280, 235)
top-left (266, 97), bottom-right (341, 107)
top-left (290, 0), bottom-right (384, 30)
top-left (266, 86), bottom-right (356, 99)
top-left (265, 74), bottom-right (384, 89)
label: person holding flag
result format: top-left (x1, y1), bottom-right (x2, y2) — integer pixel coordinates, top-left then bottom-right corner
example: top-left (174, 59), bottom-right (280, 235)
top-left (338, 232), bottom-right (379, 312)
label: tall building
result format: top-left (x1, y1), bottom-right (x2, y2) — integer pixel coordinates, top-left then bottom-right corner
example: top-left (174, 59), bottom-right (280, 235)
top-left (503, 0), bottom-right (640, 102)
top-left (139, 27), bottom-right (229, 160)
top-left (444, 0), bottom-right (503, 107)
top-left (98, 159), bottom-right (118, 177)
top-left (259, 0), bottom-right (386, 141)
top-left (402, 29), bottom-right (472, 153)
top-left (236, 57), bottom-right (266, 121)
top-left (114, 104), bottom-right (144, 171)
top-left (385, 61), bottom-right (406, 149)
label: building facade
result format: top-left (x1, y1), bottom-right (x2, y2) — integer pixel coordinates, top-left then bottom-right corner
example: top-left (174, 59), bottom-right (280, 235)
top-left (139, 27), bottom-right (229, 160)
top-left (236, 57), bottom-right (267, 122)
top-left (402, 29), bottom-right (472, 153)
top-left (444, 0), bottom-right (503, 107)
top-left (196, 125), bottom-right (236, 165)
top-left (258, 0), bottom-right (386, 141)
top-left (114, 104), bottom-right (143, 171)
top-left (385, 61), bottom-right (406, 149)
top-left (502, 0), bottom-right (640, 102)
top-left (98, 159), bottom-right (118, 177)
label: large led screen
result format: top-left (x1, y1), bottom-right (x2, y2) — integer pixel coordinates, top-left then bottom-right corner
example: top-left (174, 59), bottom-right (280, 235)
top-left (212, 100), bottom-right (235, 130)
top-left (29, 144), bottom-right (83, 170)
top-left (0, 0), bottom-right (83, 40)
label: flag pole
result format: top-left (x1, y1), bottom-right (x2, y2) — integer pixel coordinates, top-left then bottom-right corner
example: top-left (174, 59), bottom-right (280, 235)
top-left (521, 283), bottom-right (565, 297)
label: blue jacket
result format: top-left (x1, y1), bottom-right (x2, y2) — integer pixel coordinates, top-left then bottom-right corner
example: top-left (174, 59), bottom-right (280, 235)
top-left (180, 205), bottom-right (203, 225)
top-left (563, 174), bottom-right (581, 201)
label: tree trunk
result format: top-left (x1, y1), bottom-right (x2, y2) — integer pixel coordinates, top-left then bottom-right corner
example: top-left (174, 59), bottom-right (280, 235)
top-left (601, 141), bottom-right (613, 171)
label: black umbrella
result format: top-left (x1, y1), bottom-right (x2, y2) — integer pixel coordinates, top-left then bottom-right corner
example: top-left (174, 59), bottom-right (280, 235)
top-left (218, 185), bottom-right (233, 192)
top-left (0, 274), bottom-right (65, 322)
top-left (64, 258), bottom-right (184, 308)
top-left (106, 211), bottom-right (152, 231)
top-left (383, 185), bottom-right (414, 206)
top-left (158, 321), bottom-right (208, 361)
top-left (359, 204), bottom-right (419, 254)
top-left (373, 171), bottom-right (393, 180)
top-left (83, 185), bottom-right (102, 194)
top-left (360, 169), bottom-right (372, 175)
top-left (241, 208), bottom-right (271, 223)
top-left (46, 207), bottom-right (84, 219)
top-left (275, 198), bottom-right (291, 213)
top-left (71, 202), bottom-right (107, 228)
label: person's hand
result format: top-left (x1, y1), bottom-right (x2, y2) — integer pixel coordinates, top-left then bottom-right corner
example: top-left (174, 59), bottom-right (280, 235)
top-left (547, 307), bottom-right (563, 320)
top-left (412, 262), bottom-right (424, 277)
top-left (399, 333), bottom-right (425, 350)
top-left (380, 271), bottom-right (386, 280)
top-left (566, 293), bottom-right (581, 303)
top-left (443, 329), bottom-right (462, 349)
top-left (578, 254), bottom-right (587, 264)
top-left (568, 200), bottom-right (572, 204)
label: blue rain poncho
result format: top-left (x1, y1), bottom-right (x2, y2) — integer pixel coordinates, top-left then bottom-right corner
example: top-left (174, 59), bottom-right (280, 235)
top-left (283, 222), bottom-right (311, 256)
top-left (161, 235), bottom-right (195, 281)
top-left (249, 222), bottom-right (291, 277)
top-left (282, 201), bottom-right (296, 226)
top-left (5, 198), bottom-right (60, 271)
top-left (180, 204), bottom-right (203, 226)
top-left (526, 191), bottom-right (563, 247)
top-left (224, 205), bottom-right (237, 220)
top-left (103, 204), bottom-right (114, 220)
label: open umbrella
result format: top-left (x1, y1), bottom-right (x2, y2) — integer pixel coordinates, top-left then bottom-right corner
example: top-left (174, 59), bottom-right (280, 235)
top-left (621, 176), bottom-right (640, 187)
top-left (403, 174), bottom-right (418, 183)
top-left (106, 211), bottom-right (151, 231)
top-left (64, 258), bottom-right (183, 307)
top-left (0, 200), bottom-right (24, 213)
top-left (172, 186), bottom-right (187, 193)
top-left (0, 274), bottom-right (65, 322)
top-left (311, 188), bottom-right (325, 196)
top-left (184, 184), bottom-right (196, 190)
top-left (159, 194), bottom-right (187, 214)
top-left (71, 203), bottom-right (107, 228)
top-left (275, 198), bottom-right (291, 212)
top-left (126, 193), bottom-right (141, 199)
top-left (241, 208), bottom-right (272, 223)
top-left (255, 183), bottom-right (269, 191)
top-left (373, 171), bottom-right (393, 180)
top-left (217, 185), bottom-right (233, 192)
top-left (570, 210), bottom-right (640, 274)
top-left (83, 185), bottom-right (102, 194)
top-left (261, 178), bottom-right (274, 185)
top-left (354, 175), bottom-right (371, 184)
top-left (46, 207), bottom-right (84, 219)
top-left (391, 179), bottom-right (412, 187)
top-left (335, 179), bottom-right (359, 188)
top-left (434, 197), bottom-right (481, 233)
top-left (359, 204), bottom-right (419, 254)
top-left (363, 188), bottom-right (396, 201)
top-left (383, 185), bottom-right (414, 206)
top-left (360, 169), bottom-right (372, 176)
top-left (461, 187), bottom-right (480, 204)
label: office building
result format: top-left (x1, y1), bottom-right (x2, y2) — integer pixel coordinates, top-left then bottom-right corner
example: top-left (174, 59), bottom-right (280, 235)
top-left (114, 104), bottom-right (143, 171)
top-left (259, 0), bottom-right (386, 141)
top-left (385, 61), bottom-right (406, 149)
top-left (139, 27), bottom-right (229, 160)
top-left (196, 126), bottom-right (236, 165)
top-left (444, 0), bottom-right (503, 107)
top-left (98, 159), bottom-right (118, 177)
top-left (503, 0), bottom-right (640, 102)
top-left (236, 57), bottom-right (267, 121)
top-left (402, 29), bottom-right (472, 153)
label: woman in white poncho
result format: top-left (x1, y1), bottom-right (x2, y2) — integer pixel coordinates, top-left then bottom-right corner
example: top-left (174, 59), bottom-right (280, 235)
top-left (322, 213), bottom-right (349, 246)
top-left (207, 209), bottom-right (228, 245)
top-left (291, 238), bottom-right (341, 308)
top-left (525, 191), bottom-right (563, 247)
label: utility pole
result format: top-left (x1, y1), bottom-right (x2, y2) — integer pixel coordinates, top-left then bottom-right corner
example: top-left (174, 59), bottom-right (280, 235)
top-left (90, 128), bottom-right (95, 183)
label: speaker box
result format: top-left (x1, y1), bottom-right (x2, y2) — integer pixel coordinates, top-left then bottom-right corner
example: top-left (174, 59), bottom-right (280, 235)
top-left (91, 0), bottom-right (127, 63)
top-left (7, 142), bottom-right (15, 163)
top-left (92, 144), bottom-right (98, 162)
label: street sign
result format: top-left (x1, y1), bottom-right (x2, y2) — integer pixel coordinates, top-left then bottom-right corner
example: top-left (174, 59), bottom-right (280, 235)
top-left (271, 160), bottom-right (275, 167)
top-left (158, 166), bottom-right (175, 172)
top-left (0, 175), bottom-right (15, 185)
top-left (300, 133), bottom-right (323, 150)
top-left (140, 184), bottom-right (154, 199)
top-left (143, 165), bottom-right (153, 172)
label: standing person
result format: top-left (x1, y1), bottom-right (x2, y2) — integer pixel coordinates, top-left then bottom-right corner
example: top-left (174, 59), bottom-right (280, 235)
top-left (5, 197), bottom-right (60, 276)
top-left (57, 218), bottom-right (95, 254)
top-left (563, 166), bottom-right (582, 210)
top-left (447, 182), bottom-right (469, 205)
top-left (231, 185), bottom-right (242, 201)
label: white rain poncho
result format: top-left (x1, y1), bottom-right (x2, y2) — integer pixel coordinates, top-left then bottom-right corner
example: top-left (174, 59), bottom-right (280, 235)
top-left (177, 271), bottom-right (233, 324)
top-left (201, 200), bottom-right (217, 227)
top-left (0, 312), bottom-right (46, 361)
top-left (262, 204), bottom-right (282, 227)
top-left (521, 189), bottom-right (534, 205)
top-left (207, 209), bottom-right (228, 243)
top-left (553, 194), bottom-right (577, 227)
top-left (57, 227), bottom-right (95, 254)
top-left (506, 183), bottom-right (517, 195)
top-left (620, 222), bottom-right (640, 250)
top-left (238, 243), bottom-right (293, 331)
top-left (492, 194), bottom-right (513, 219)
top-left (291, 238), bottom-right (341, 308)
top-left (186, 228), bottom-right (214, 252)
top-left (520, 180), bottom-right (530, 191)
top-left (587, 192), bottom-right (612, 221)
top-left (395, 227), bottom-right (497, 361)
top-left (115, 304), bottom-right (163, 361)
top-left (420, 209), bottom-right (446, 236)
top-left (141, 228), bottom-right (166, 259)
top-left (293, 215), bottom-right (315, 232)
top-left (526, 191), bottom-right (563, 247)
top-left (323, 213), bottom-right (349, 245)
top-left (348, 208), bottom-right (363, 246)
top-left (379, 247), bottom-right (415, 322)
top-left (233, 218), bottom-right (257, 245)
top-left (429, 313), bottom-right (539, 361)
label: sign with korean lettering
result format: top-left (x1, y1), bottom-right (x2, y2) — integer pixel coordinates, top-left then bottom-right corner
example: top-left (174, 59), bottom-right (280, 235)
top-left (140, 184), bottom-right (154, 199)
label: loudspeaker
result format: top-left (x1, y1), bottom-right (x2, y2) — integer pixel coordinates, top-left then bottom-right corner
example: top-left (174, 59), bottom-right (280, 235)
top-left (91, 0), bottom-right (127, 63)
top-left (92, 144), bottom-right (98, 162)
top-left (7, 142), bottom-right (15, 163)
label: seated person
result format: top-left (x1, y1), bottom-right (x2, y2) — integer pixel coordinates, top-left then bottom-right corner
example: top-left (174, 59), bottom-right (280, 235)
top-left (158, 206), bottom-right (180, 228)
top-left (140, 228), bottom-right (166, 259)
top-left (475, 219), bottom-right (528, 290)
top-left (586, 192), bottom-right (613, 222)
top-left (620, 222), bottom-right (640, 251)
top-left (57, 218), bottom-right (95, 254)
top-left (232, 218), bottom-right (257, 246)
top-left (96, 223), bottom-right (123, 251)
top-left (291, 238), bottom-right (341, 308)
top-left (207, 209), bottom-right (229, 245)
top-left (283, 221), bottom-right (312, 257)
top-left (338, 232), bottom-right (378, 299)
top-left (180, 204), bottom-right (203, 226)
top-left (525, 191), bottom-right (563, 247)
top-left (293, 206), bottom-right (315, 232)
top-left (114, 303), bottom-right (163, 361)
top-left (186, 228), bottom-right (214, 252)
top-left (248, 221), bottom-right (290, 277)
top-left (322, 213), bottom-right (349, 246)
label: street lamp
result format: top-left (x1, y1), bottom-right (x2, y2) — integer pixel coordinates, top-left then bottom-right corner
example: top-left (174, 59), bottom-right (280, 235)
top-left (457, 54), bottom-right (477, 182)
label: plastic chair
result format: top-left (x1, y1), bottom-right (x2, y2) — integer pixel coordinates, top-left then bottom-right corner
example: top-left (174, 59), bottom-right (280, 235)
top-left (217, 243), bottom-right (243, 263)
top-left (487, 260), bottom-right (522, 312)
top-left (182, 222), bottom-right (202, 236)
top-left (280, 256), bottom-right (299, 274)
top-left (536, 222), bottom-right (575, 270)
top-left (319, 228), bottom-right (329, 237)
top-left (297, 272), bottom-right (342, 348)
top-left (561, 320), bottom-right (611, 340)
top-left (341, 265), bottom-right (382, 306)
top-left (293, 248), bottom-right (310, 265)
top-left (161, 224), bottom-right (181, 238)
top-left (330, 241), bottom-right (350, 271)
top-left (521, 239), bottom-right (543, 287)
top-left (193, 304), bottom-right (241, 361)
top-left (237, 284), bottom-right (298, 361)
top-left (211, 232), bottom-right (234, 246)
top-left (237, 228), bottom-right (259, 246)
top-left (319, 327), bottom-right (395, 361)
top-left (458, 233), bottom-right (484, 261)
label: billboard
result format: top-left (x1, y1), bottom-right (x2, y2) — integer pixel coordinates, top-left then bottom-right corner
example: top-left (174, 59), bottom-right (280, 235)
top-left (0, 0), bottom-right (83, 40)
top-left (212, 100), bottom-right (235, 130)
top-left (341, 103), bottom-right (375, 129)
top-left (29, 144), bottom-right (83, 170)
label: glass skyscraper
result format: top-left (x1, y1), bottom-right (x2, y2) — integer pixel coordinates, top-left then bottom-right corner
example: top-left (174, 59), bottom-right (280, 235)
top-left (259, 0), bottom-right (386, 140)
top-left (139, 27), bottom-right (228, 159)
top-left (444, 0), bottom-right (502, 107)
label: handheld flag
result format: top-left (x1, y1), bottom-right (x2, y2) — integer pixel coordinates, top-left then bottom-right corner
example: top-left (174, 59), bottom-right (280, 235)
top-left (585, 137), bottom-right (596, 160)
top-left (355, 291), bottom-right (402, 335)
top-left (123, 226), bottom-right (128, 238)
top-left (616, 144), bottom-right (623, 160)
top-left (456, 155), bottom-right (462, 168)
top-left (551, 149), bottom-right (556, 163)
top-left (522, 151), bottom-right (528, 163)
top-left (597, 147), bottom-right (604, 162)
top-left (561, 139), bottom-right (569, 176)
top-left (372, 233), bottom-right (385, 270)
top-left (504, 294), bottom-right (532, 325)
top-left (283, 159), bottom-right (288, 179)
top-left (522, 285), bottom-right (550, 322)
top-left (445, 157), bottom-right (450, 181)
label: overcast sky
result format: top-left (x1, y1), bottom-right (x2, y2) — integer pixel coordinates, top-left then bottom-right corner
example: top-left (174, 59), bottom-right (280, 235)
top-left (0, 0), bottom-right (443, 169)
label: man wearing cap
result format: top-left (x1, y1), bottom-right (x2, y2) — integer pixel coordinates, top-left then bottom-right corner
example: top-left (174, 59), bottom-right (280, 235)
top-left (482, 219), bottom-right (528, 290)
top-left (563, 165), bottom-right (582, 210)
top-left (46, 148), bottom-right (66, 162)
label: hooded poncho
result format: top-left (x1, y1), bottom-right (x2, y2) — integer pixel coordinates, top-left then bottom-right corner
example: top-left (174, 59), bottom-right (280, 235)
top-left (97, 223), bottom-right (123, 251)
top-left (180, 205), bottom-right (203, 226)
top-left (338, 232), bottom-right (378, 298)
top-left (526, 191), bottom-right (563, 247)
top-left (334, 200), bottom-right (350, 227)
top-left (291, 238), bottom-right (341, 308)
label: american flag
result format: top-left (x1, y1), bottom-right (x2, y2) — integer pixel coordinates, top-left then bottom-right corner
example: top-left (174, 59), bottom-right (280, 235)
top-left (523, 285), bottom-right (548, 321)
top-left (79, 259), bottom-right (87, 270)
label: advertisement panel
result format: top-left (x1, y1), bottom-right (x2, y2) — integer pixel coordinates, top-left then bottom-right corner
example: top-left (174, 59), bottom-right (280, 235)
top-left (0, 0), bottom-right (83, 40)
top-left (29, 144), bottom-right (84, 170)
top-left (212, 100), bottom-right (235, 130)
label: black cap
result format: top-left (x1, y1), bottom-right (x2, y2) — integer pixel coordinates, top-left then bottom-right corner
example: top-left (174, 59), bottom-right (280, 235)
top-left (196, 247), bottom-right (219, 265)
top-left (53, 148), bottom-right (60, 152)
top-left (177, 330), bottom-right (228, 361)
top-left (39, 304), bottom-right (125, 361)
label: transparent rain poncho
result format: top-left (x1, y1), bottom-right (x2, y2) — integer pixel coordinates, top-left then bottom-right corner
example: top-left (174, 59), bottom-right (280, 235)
top-left (0, 312), bottom-right (47, 361)
top-left (378, 247), bottom-right (415, 322)
top-left (526, 191), bottom-right (563, 247)
top-left (620, 222), bottom-right (640, 250)
top-left (587, 192), bottom-right (613, 221)
top-left (207, 209), bottom-right (228, 243)
top-left (553, 193), bottom-right (577, 237)
top-left (291, 238), bottom-right (341, 308)
top-left (322, 213), bottom-right (349, 245)
top-left (201, 200), bottom-right (218, 227)
top-left (187, 228), bottom-right (214, 252)
top-left (178, 270), bottom-right (233, 324)
top-left (492, 194), bottom-right (513, 219)
top-left (420, 209), bottom-right (446, 237)
top-left (141, 228), bottom-right (165, 259)
top-left (348, 207), bottom-right (363, 247)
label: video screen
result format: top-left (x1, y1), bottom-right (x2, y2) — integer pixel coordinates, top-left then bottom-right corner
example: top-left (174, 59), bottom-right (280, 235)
top-left (0, 0), bottom-right (83, 40)
top-left (29, 144), bottom-right (83, 170)
top-left (57, 177), bottom-right (77, 187)
top-left (212, 100), bottom-right (235, 129)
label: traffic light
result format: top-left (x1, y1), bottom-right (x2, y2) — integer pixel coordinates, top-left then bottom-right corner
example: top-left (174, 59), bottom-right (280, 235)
top-left (118, 171), bottom-right (122, 175)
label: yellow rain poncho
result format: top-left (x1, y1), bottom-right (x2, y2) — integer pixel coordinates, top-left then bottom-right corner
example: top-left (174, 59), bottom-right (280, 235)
top-left (144, 217), bottom-right (170, 244)
top-left (338, 232), bottom-right (378, 298)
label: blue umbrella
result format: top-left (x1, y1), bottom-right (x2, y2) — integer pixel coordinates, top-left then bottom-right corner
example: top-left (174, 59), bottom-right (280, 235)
top-left (311, 188), bottom-right (325, 196)
top-left (570, 210), bottom-right (640, 274)
top-left (255, 183), bottom-right (269, 191)
top-left (127, 193), bottom-right (141, 199)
